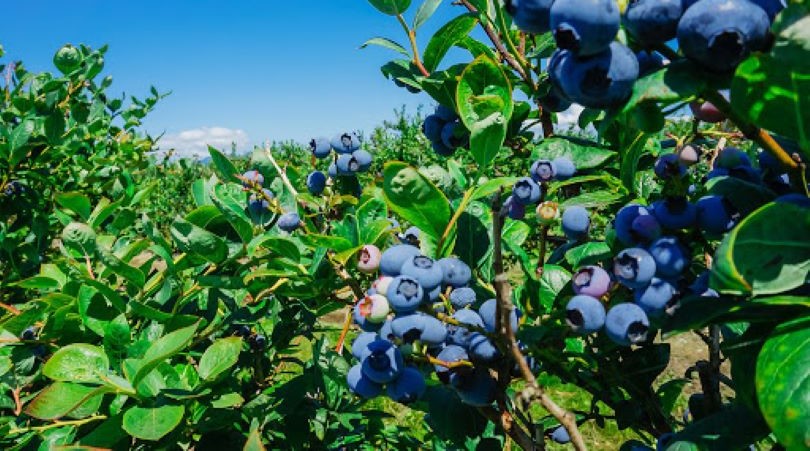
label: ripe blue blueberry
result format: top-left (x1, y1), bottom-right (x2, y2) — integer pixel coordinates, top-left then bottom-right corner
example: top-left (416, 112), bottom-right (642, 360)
top-left (360, 339), bottom-right (404, 384)
top-left (241, 170), bottom-right (264, 189)
top-left (648, 237), bottom-right (690, 278)
top-left (552, 156), bottom-right (576, 180)
top-left (448, 309), bottom-right (485, 347)
top-left (512, 177), bottom-right (542, 205)
top-left (309, 137), bottom-right (332, 159)
top-left (555, 42), bottom-right (639, 109)
top-left (386, 366), bottom-right (426, 404)
top-left (468, 333), bottom-right (500, 363)
top-left (306, 170), bottom-right (327, 195)
top-left (749, 0), bottom-right (786, 21)
top-left (335, 153), bottom-right (358, 175)
top-left (398, 226), bottom-right (421, 246)
top-left (437, 257), bottom-right (472, 288)
top-left (435, 105), bottom-right (458, 122)
top-left (247, 189), bottom-right (274, 216)
top-left (379, 244), bottom-right (421, 277)
top-left (550, 0), bottom-right (621, 56)
top-left (677, 0), bottom-right (770, 73)
top-left (450, 367), bottom-right (496, 407)
top-left (351, 332), bottom-right (378, 361)
top-left (331, 132), bottom-right (362, 154)
top-left (391, 312), bottom-right (448, 345)
top-left (552, 425), bottom-right (572, 444)
top-left (561, 206), bottom-right (591, 241)
top-left (636, 50), bottom-right (665, 76)
top-left (277, 212), bottom-right (301, 232)
top-left (400, 255), bottom-right (444, 291)
top-left (327, 163), bottom-right (338, 178)
top-left (715, 147), bottom-right (751, 169)
top-left (654, 154), bottom-right (687, 180)
top-left (622, 0), bottom-right (683, 47)
top-left (441, 122), bottom-right (467, 150)
top-left (347, 363), bottom-right (383, 398)
top-left (634, 277), bottom-right (677, 317)
top-left (21, 327), bottom-right (36, 341)
top-left (572, 265), bottom-right (611, 298)
top-left (352, 150), bottom-right (373, 172)
top-left (422, 114), bottom-right (445, 142)
top-left (630, 214), bottom-right (663, 244)
top-left (504, 196), bottom-right (527, 220)
top-left (432, 140), bottom-right (455, 156)
top-left (696, 195), bottom-right (736, 235)
top-left (614, 204), bottom-right (656, 246)
top-left (566, 295), bottom-right (607, 334)
top-left (434, 345), bottom-right (469, 381)
top-left (540, 88), bottom-right (573, 113)
top-left (478, 298), bottom-right (519, 334)
top-left (530, 159), bottom-right (557, 183)
top-left (506, 0), bottom-right (555, 34)
top-left (386, 275), bottom-right (425, 313)
top-left (449, 287), bottom-right (477, 309)
top-left (613, 248), bottom-right (657, 289)
top-left (604, 302), bottom-right (650, 346)
top-left (651, 198), bottom-right (697, 230)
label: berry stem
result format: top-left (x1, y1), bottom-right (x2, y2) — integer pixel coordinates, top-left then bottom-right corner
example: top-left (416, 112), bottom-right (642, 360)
top-left (395, 14), bottom-right (430, 77)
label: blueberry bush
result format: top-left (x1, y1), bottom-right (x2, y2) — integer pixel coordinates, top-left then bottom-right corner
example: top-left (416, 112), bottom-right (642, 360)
top-left (1, 0), bottom-right (809, 449)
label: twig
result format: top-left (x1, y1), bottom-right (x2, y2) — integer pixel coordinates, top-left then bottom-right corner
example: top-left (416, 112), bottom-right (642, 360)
top-left (479, 406), bottom-right (538, 451)
top-left (491, 191), bottom-right (587, 451)
top-left (331, 254), bottom-right (367, 354)
top-left (12, 387), bottom-right (22, 416)
top-left (0, 302), bottom-right (21, 315)
top-left (9, 415), bottom-right (107, 434)
top-left (395, 14), bottom-right (430, 77)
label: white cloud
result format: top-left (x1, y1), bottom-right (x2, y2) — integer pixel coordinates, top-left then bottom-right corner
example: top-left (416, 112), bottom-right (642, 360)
top-left (557, 104), bottom-right (585, 130)
top-left (154, 126), bottom-right (251, 159)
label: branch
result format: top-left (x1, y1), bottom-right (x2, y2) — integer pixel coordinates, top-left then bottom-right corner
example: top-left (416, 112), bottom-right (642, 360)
top-left (491, 191), bottom-right (588, 451)
top-left (396, 14), bottom-right (430, 77)
top-left (479, 406), bottom-right (538, 451)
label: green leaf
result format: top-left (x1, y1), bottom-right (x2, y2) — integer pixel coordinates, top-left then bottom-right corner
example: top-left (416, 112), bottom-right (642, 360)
top-left (756, 319), bottom-right (810, 450)
top-left (705, 176), bottom-right (776, 217)
top-left (211, 183), bottom-right (254, 243)
top-left (55, 192), bottom-right (92, 220)
top-left (25, 382), bottom-right (108, 421)
top-left (360, 37), bottom-right (409, 57)
top-left (664, 403), bottom-right (770, 451)
top-left (531, 136), bottom-right (617, 170)
top-left (122, 405), bottom-right (185, 441)
top-left (413, 0), bottom-right (442, 30)
top-left (198, 337), bottom-right (243, 381)
top-left (98, 248), bottom-right (146, 289)
top-left (208, 145), bottom-right (239, 184)
top-left (469, 113), bottom-right (507, 169)
top-left (43, 344), bottom-right (110, 384)
top-left (711, 202), bottom-right (810, 296)
top-left (131, 322), bottom-right (198, 386)
top-left (539, 265), bottom-right (571, 311)
top-left (454, 200), bottom-right (492, 276)
top-left (621, 59), bottom-right (715, 115)
top-left (619, 132), bottom-right (650, 193)
top-left (244, 425), bottom-right (267, 451)
top-left (565, 242), bottom-right (612, 268)
top-left (367, 0), bottom-right (412, 15)
top-left (170, 216), bottom-right (228, 263)
top-left (424, 14), bottom-right (478, 72)
top-left (457, 55), bottom-right (513, 128)
top-left (8, 118), bottom-right (35, 167)
top-left (383, 162), bottom-right (452, 250)
top-left (663, 296), bottom-right (810, 336)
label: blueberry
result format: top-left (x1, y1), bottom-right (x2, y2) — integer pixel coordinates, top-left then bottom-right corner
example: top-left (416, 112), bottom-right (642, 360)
top-left (572, 265), bottom-right (611, 298)
top-left (706, 167), bottom-right (730, 180)
top-left (540, 88), bottom-right (573, 113)
top-left (331, 132), bottom-right (362, 154)
top-left (309, 137), bottom-right (332, 159)
top-left (634, 277), bottom-right (677, 317)
top-left (241, 170), bottom-right (264, 189)
top-left (434, 345), bottom-right (469, 381)
top-left (555, 42), bottom-right (639, 109)
top-left (757, 150), bottom-right (782, 174)
top-left (622, 0), bottom-right (683, 47)
top-left (507, 0), bottom-right (555, 34)
top-left (347, 363), bottom-right (383, 398)
top-left (386, 276), bottom-right (425, 313)
top-left (328, 163), bottom-right (338, 178)
top-left (677, 0), bottom-right (770, 73)
top-left (422, 114), bottom-right (445, 142)
top-left (232, 324), bottom-right (251, 337)
top-left (530, 159), bottom-right (557, 183)
top-left (512, 177), bottom-right (543, 205)
top-left (386, 366), bottom-right (426, 404)
top-left (352, 150), bottom-right (373, 172)
top-left (636, 50), bottom-right (665, 76)
top-left (748, 0), bottom-right (786, 22)
top-left (654, 154), bottom-right (687, 180)
top-left (630, 214), bottom-right (663, 244)
top-left (250, 334), bottom-right (267, 350)
top-left (398, 226), bottom-right (421, 246)
top-left (651, 198), bottom-right (697, 230)
top-left (448, 309), bottom-right (485, 347)
top-left (391, 312), bottom-right (448, 345)
top-left (437, 257), bottom-right (472, 288)
top-left (604, 303), bottom-right (650, 346)
top-left (550, 0), bottom-right (620, 56)
top-left (432, 140), bottom-right (455, 156)
top-left (361, 339), bottom-right (404, 384)
top-left (614, 204), bottom-right (650, 246)
top-left (351, 332), bottom-right (379, 361)
top-left (247, 189), bottom-right (274, 216)
top-left (566, 295), bottom-right (607, 333)
top-left (353, 301), bottom-right (383, 332)
top-left (505, 196), bottom-right (527, 220)
top-left (451, 367), bottom-right (496, 406)
top-left (441, 122), bottom-right (467, 150)
top-left (696, 195), bottom-right (736, 234)
top-left (715, 147), bottom-right (751, 169)
top-left (358, 244), bottom-right (382, 274)
top-left (306, 170), bottom-right (327, 195)
top-left (435, 105), bottom-right (458, 122)
top-left (449, 287), bottom-right (477, 309)
top-left (336, 153), bottom-right (358, 175)
top-left (478, 298), bottom-right (518, 333)
top-left (690, 101), bottom-right (726, 123)
top-left (551, 425), bottom-right (572, 444)
top-left (277, 212), bottom-right (301, 232)
top-left (21, 327), bottom-right (36, 341)
top-left (468, 333), bottom-right (500, 363)
top-left (552, 156), bottom-right (576, 180)
top-left (648, 237), bottom-right (690, 278)
top-left (613, 248), bottom-right (657, 289)
top-left (379, 244), bottom-right (422, 277)
top-left (400, 255), bottom-right (444, 291)
top-left (561, 206), bottom-right (591, 241)
top-left (378, 318), bottom-right (395, 341)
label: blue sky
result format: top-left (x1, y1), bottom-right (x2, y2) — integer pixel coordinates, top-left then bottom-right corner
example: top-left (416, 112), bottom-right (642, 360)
top-left (2, 1), bottom-right (474, 157)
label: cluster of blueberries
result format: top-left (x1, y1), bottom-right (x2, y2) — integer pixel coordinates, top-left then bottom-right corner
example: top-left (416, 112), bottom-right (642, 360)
top-left (242, 169), bottom-right (301, 232)
top-left (346, 242), bottom-right (516, 407)
top-left (506, 0), bottom-right (785, 110)
top-left (504, 156), bottom-right (577, 222)
top-left (2, 180), bottom-right (24, 197)
top-left (563, 144), bottom-right (805, 347)
top-left (306, 132), bottom-right (373, 196)
top-left (421, 106), bottom-right (469, 157)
